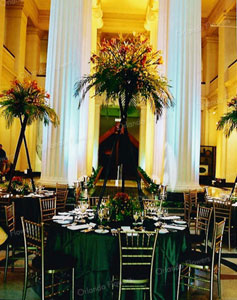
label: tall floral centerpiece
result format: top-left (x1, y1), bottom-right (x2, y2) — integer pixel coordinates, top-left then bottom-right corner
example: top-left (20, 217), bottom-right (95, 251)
top-left (74, 34), bottom-right (173, 210)
top-left (0, 79), bottom-right (59, 192)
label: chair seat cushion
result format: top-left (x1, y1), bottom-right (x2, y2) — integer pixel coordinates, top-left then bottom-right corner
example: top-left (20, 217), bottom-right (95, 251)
top-left (180, 250), bottom-right (218, 267)
top-left (32, 251), bottom-right (75, 271)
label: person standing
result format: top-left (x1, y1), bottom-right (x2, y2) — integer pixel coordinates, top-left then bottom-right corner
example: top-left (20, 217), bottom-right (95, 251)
top-left (0, 144), bottom-right (7, 162)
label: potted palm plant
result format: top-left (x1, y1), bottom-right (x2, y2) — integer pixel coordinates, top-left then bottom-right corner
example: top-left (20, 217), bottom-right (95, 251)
top-left (0, 79), bottom-right (59, 192)
top-left (74, 34), bottom-right (173, 209)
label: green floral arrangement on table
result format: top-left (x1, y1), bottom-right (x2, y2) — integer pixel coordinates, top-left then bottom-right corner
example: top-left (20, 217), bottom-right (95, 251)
top-left (217, 95), bottom-right (237, 137)
top-left (0, 79), bottom-right (59, 126)
top-left (137, 166), bottom-right (160, 195)
top-left (105, 192), bottom-right (141, 222)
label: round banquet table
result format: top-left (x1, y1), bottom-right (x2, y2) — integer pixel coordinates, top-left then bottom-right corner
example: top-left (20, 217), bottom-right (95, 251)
top-left (46, 224), bottom-right (188, 300)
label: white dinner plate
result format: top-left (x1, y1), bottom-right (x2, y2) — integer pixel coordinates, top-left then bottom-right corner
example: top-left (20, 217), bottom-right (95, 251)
top-left (58, 212), bottom-right (70, 216)
top-left (159, 229), bottom-right (169, 234)
top-left (174, 220), bottom-right (186, 225)
top-left (94, 229), bottom-right (109, 234)
top-left (54, 219), bottom-right (72, 225)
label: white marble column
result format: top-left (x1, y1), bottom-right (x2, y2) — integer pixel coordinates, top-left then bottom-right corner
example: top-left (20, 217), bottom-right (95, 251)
top-left (40, 0), bottom-right (92, 186)
top-left (163, 0), bottom-right (201, 191)
top-left (152, 0), bottom-right (168, 184)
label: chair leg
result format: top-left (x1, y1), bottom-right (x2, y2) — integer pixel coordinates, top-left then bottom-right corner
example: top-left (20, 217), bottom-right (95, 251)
top-left (187, 267), bottom-right (191, 291)
top-left (72, 268), bottom-right (75, 300)
top-left (118, 280), bottom-right (122, 300)
top-left (210, 269), bottom-right (214, 300)
top-left (11, 247), bottom-right (15, 272)
top-left (4, 244), bottom-right (9, 282)
top-left (228, 228), bottom-right (231, 251)
top-left (22, 259), bottom-right (28, 300)
top-left (176, 264), bottom-right (181, 300)
top-left (217, 267), bottom-right (221, 299)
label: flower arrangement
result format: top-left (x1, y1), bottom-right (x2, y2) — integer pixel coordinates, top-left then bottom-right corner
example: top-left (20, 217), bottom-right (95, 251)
top-left (10, 176), bottom-right (31, 195)
top-left (0, 79), bottom-right (59, 127)
top-left (75, 34), bottom-right (173, 121)
top-left (217, 95), bottom-right (237, 137)
top-left (105, 192), bottom-right (141, 222)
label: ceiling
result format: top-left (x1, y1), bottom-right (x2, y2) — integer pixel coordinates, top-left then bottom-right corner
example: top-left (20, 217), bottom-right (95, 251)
top-left (34, 0), bottom-right (221, 18)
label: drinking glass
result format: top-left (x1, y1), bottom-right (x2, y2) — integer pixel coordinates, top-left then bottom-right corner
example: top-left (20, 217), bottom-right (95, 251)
top-left (133, 211), bottom-right (139, 223)
top-left (98, 208), bottom-right (104, 227)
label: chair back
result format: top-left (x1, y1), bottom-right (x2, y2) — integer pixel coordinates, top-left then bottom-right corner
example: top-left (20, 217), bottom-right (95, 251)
top-left (118, 230), bottom-right (158, 289)
top-left (183, 193), bottom-right (191, 225)
top-left (143, 199), bottom-right (161, 214)
top-left (189, 189), bottom-right (198, 208)
top-left (195, 205), bottom-right (213, 251)
top-left (213, 200), bottom-right (231, 231)
top-left (39, 197), bottom-right (56, 223)
top-left (56, 183), bottom-right (68, 212)
top-left (88, 196), bottom-right (109, 209)
top-left (211, 219), bottom-right (226, 270)
top-left (21, 217), bottom-right (44, 256)
top-left (5, 203), bottom-right (15, 233)
top-left (0, 195), bottom-right (10, 226)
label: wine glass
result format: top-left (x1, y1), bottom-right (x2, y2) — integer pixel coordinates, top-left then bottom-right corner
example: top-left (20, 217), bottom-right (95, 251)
top-left (106, 208), bottom-right (111, 222)
top-left (163, 208), bottom-right (168, 217)
top-left (98, 208), bottom-right (104, 228)
top-left (133, 211), bottom-right (139, 224)
top-left (140, 211), bottom-right (145, 224)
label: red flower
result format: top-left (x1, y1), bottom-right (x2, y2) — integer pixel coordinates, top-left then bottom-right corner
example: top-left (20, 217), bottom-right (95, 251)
top-left (46, 93), bottom-right (50, 99)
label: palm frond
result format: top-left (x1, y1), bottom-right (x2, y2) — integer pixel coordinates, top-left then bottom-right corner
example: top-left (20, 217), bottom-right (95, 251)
top-left (217, 110), bottom-right (237, 137)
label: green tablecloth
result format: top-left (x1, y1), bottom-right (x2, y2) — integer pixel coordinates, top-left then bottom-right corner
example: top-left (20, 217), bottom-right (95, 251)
top-left (47, 225), bottom-right (188, 300)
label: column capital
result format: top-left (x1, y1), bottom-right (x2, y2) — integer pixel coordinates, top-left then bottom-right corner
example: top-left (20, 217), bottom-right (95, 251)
top-left (6, 0), bottom-right (24, 9)
top-left (203, 35), bottom-right (218, 45)
top-left (144, 0), bottom-right (158, 31)
top-left (92, 0), bottom-right (103, 29)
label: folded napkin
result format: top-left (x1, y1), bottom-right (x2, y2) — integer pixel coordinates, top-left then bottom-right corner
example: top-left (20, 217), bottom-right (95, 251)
top-left (163, 224), bottom-right (186, 231)
top-left (232, 202), bottom-right (237, 207)
top-left (160, 216), bottom-right (181, 221)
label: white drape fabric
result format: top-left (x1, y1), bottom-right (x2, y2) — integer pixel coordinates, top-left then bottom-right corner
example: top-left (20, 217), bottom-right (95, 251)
top-left (41, 0), bottom-right (92, 185)
top-left (163, 0), bottom-right (201, 191)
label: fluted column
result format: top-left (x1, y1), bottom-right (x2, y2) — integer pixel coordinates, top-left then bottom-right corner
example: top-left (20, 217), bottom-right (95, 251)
top-left (40, 0), bottom-right (92, 186)
top-left (152, 0), bottom-right (168, 184)
top-left (163, 0), bottom-right (201, 191)
top-left (0, 0), bottom-right (5, 86)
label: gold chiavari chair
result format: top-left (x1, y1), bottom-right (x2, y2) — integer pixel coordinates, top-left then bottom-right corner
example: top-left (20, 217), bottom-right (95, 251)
top-left (189, 205), bottom-right (213, 252)
top-left (21, 217), bottom-right (75, 300)
top-left (117, 229), bottom-right (158, 300)
top-left (88, 196), bottom-right (110, 209)
top-left (142, 198), bottom-right (161, 215)
top-left (213, 199), bottom-right (232, 250)
top-left (177, 219), bottom-right (226, 300)
top-left (0, 193), bottom-right (10, 226)
top-left (4, 203), bottom-right (24, 282)
top-left (56, 183), bottom-right (68, 212)
top-left (183, 192), bottom-right (192, 227)
top-left (39, 197), bottom-right (56, 223)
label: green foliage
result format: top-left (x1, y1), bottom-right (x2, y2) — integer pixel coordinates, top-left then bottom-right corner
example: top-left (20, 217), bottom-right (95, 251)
top-left (137, 166), bottom-right (159, 194)
top-left (75, 34), bottom-right (173, 121)
top-left (105, 192), bottom-right (141, 222)
top-left (0, 80), bottom-right (59, 127)
top-left (87, 166), bottom-right (102, 189)
top-left (217, 96), bottom-right (237, 137)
